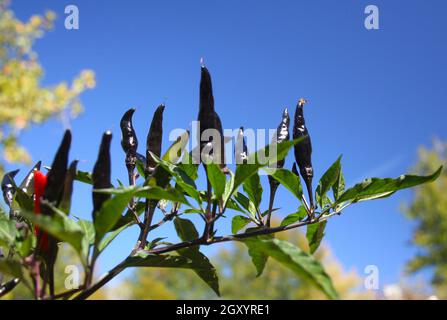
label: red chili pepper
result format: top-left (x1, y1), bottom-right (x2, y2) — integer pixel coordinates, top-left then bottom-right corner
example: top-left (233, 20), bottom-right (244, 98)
top-left (33, 170), bottom-right (49, 252)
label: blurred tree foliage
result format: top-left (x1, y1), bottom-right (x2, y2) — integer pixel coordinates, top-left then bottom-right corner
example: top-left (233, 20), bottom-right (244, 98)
top-left (402, 139), bottom-right (447, 299)
top-left (115, 228), bottom-right (373, 300)
top-left (0, 0), bottom-right (95, 175)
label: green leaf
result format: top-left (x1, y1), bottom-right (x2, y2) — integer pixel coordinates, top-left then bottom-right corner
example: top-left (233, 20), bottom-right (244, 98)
top-left (332, 164), bottom-right (345, 201)
top-left (173, 217), bottom-right (199, 244)
top-left (94, 192), bottom-right (134, 244)
top-left (337, 166), bottom-right (443, 204)
top-left (206, 163), bottom-right (226, 201)
top-left (0, 215), bottom-right (16, 247)
top-left (0, 259), bottom-right (23, 279)
top-left (98, 222), bottom-right (132, 253)
top-left (242, 238), bottom-right (338, 299)
top-left (233, 139), bottom-right (298, 195)
top-left (178, 151), bottom-right (199, 181)
top-left (242, 227), bottom-right (274, 277)
top-left (243, 172), bottom-right (263, 210)
top-left (162, 130), bottom-right (190, 163)
top-left (222, 169), bottom-right (235, 207)
top-left (233, 192), bottom-right (257, 218)
top-left (145, 131), bottom-right (190, 189)
top-left (19, 207), bottom-right (85, 263)
top-left (265, 168), bottom-right (303, 200)
top-left (77, 219), bottom-right (94, 262)
top-left (13, 189), bottom-right (33, 213)
top-left (306, 221), bottom-right (327, 254)
top-left (231, 215), bottom-right (252, 234)
top-left (172, 217), bottom-right (220, 295)
top-left (316, 156), bottom-right (342, 208)
top-left (138, 186), bottom-right (192, 206)
top-left (151, 154), bottom-right (202, 205)
top-left (75, 170), bottom-right (93, 185)
top-left (124, 251), bottom-right (220, 296)
top-left (280, 206), bottom-right (308, 226)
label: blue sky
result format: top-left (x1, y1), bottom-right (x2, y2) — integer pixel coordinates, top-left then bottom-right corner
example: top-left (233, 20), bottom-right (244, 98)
top-left (6, 0), bottom-right (447, 292)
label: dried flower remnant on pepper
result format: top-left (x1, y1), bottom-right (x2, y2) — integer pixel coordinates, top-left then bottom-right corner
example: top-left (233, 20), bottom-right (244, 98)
top-left (293, 98), bottom-right (314, 210)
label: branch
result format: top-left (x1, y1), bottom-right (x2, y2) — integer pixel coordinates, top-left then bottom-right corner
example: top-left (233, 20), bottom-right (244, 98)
top-left (73, 209), bottom-right (341, 300)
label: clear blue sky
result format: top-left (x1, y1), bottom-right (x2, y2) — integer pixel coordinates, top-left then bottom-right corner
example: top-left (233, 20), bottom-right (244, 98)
top-left (7, 0), bottom-right (447, 292)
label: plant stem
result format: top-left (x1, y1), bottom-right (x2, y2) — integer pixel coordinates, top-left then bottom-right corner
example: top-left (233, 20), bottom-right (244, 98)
top-left (137, 202), bottom-right (156, 249)
top-left (73, 260), bottom-right (127, 300)
top-left (266, 180), bottom-right (279, 227)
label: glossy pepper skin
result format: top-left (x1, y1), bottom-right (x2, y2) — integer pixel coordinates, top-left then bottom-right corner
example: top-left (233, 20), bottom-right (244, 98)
top-left (235, 127), bottom-right (248, 165)
top-left (293, 98), bottom-right (314, 209)
top-left (1, 169), bottom-right (19, 207)
top-left (146, 104), bottom-right (165, 174)
top-left (120, 109), bottom-right (138, 155)
top-left (92, 131), bottom-right (112, 219)
top-left (120, 108), bottom-right (138, 170)
top-left (266, 108), bottom-right (290, 226)
top-left (33, 170), bottom-right (49, 252)
top-left (19, 161), bottom-right (42, 196)
top-left (198, 66), bottom-right (226, 170)
top-left (271, 107), bottom-right (290, 172)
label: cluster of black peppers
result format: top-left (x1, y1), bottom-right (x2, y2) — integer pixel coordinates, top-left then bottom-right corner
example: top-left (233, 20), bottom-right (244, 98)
top-left (0, 62), bottom-right (316, 298)
top-left (118, 63), bottom-right (316, 246)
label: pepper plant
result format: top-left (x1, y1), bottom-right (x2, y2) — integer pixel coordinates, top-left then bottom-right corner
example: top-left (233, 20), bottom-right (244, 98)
top-left (0, 64), bottom-right (442, 300)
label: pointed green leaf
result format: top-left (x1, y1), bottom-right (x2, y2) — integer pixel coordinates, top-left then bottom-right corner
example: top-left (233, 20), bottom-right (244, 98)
top-left (306, 221), bottom-right (327, 254)
top-left (316, 156), bottom-right (342, 208)
top-left (243, 172), bottom-right (263, 210)
top-left (206, 163), bottom-right (226, 201)
top-left (280, 206), bottom-right (308, 226)
top-left (242, 238), bottom-right (338, 299)
top-left (265, 168), bottom-right (303, 200)
top-left (337, 166), bottom-right (443, 203)
top-left (231, 215), bottom-right (252, 234)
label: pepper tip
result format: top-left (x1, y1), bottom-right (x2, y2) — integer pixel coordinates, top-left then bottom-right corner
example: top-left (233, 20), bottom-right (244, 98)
top-left (298, 98), bottom-right (307, 107)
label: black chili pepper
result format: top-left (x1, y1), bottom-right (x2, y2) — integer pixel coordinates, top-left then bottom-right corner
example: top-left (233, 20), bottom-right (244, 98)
top-left (293, 98), bottom-right (314, 210)
top-left (235, 127), bottom-right (248, 165)
top-left (120, 108), bottom-right (138, 157)
top-left (58, 160), bottom-right (78, 214)
top-left (1, 169), bottom-right (19, 208)
top-left (39, 129), bottom-right (72, 297)
top-left (120, 108), bottom-right (139, 211)
top-left (266, 107), bottom-right (290, 226)
top-left (19, 161), bottom-right (42, 196)
top-left (136, 105), bottom-right (166, 249)
top-left (92, 131), bottom-right (112, 219)
top-left (43, 130), bottom-right (71, 206)
top-left (0, 278), bottom-right (20, 297)
top-left (146, 104), bottom-right (165, 174)
top-left (120, 108), bottom-right (138, 179)
top-left (198, 65), bottom-right (226, 171)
